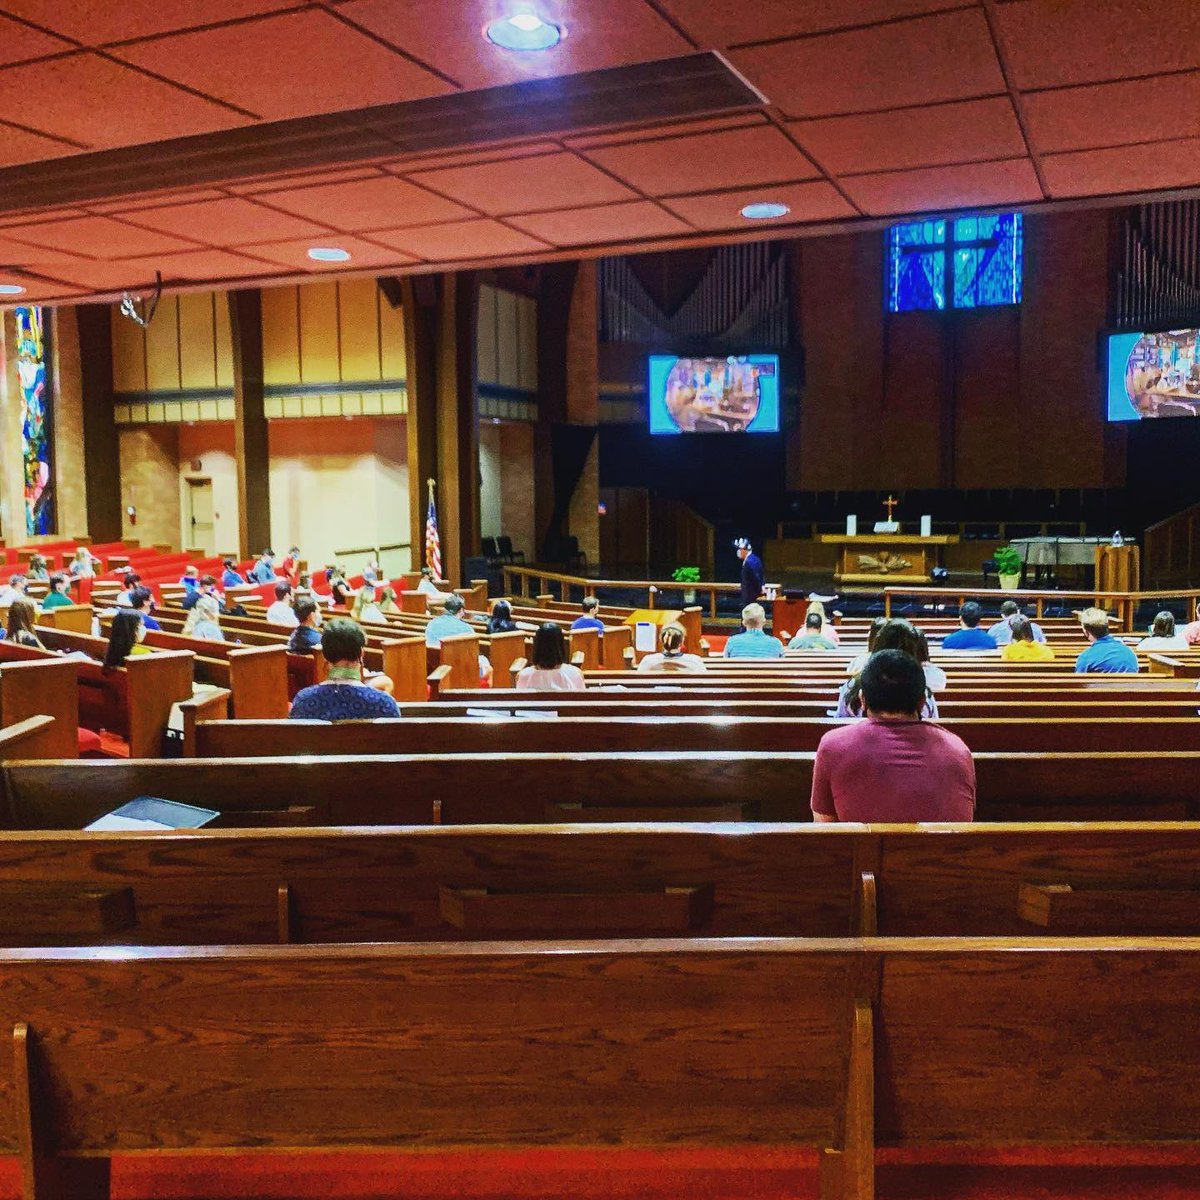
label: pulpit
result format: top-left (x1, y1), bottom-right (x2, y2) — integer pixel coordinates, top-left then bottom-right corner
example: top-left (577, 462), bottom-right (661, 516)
top-left (820, 534), bottom-right (959, 585)
top-left (1094, 544), bottom-right (1140, 593)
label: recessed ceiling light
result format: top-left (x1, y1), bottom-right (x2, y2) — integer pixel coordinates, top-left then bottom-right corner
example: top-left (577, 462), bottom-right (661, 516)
top-left (486, 12), bottom-right (563, 50)
top-left (0, 283), bottom-right (27, 295)
top-left (740, 202), bottom-right (790, 220)
top-left (307, 247), bottom-right (351, 263)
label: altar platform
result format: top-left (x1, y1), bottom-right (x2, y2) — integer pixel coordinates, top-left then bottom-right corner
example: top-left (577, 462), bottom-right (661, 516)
top-left (820, 533), bottom-right (959, 585)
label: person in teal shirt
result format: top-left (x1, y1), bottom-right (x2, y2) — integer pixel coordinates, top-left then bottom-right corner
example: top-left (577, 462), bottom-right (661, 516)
top-left (724, 603), bottom-right (784, 659)
top-left (788, 612), bottom-right (838, 651)
top-left (1074, 607), bottom-right (1138, 674)
top-left (425, 594), bottom-right (474, 647)
top-left (40, 573), bottom-right (73, 610)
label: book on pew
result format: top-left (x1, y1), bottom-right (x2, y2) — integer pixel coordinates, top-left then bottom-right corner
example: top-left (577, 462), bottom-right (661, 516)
top-left (466, 708), bottom-right (512, 719)
top-left (514, 709), bottom-right (557, 719)
top-left (85, 797), bottom-right (220, 832)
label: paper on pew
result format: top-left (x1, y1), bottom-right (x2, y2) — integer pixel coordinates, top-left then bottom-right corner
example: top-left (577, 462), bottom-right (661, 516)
top-left (87, 814), bottom-right (176, 832)
top-left (514, 709), bottom-right (557, 719)
top-left (634, 621), bottom-right (657, 652)
top-left (466, 708), bottom-right (511, 718)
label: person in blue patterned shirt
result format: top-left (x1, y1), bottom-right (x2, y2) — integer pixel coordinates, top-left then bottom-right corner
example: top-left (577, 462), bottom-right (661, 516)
top-left (289, 618), bottom-right (401, 720)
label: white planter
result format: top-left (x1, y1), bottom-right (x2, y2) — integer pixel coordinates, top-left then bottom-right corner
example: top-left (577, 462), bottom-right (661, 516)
top-left (998, 572), bottom-right (1021, 591)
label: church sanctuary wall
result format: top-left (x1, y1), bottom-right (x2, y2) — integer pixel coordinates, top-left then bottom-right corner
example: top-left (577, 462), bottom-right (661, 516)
top-left (790, 208), bottom-right (1125, 492)
top-left (119, 426), bottom-right (181, 546)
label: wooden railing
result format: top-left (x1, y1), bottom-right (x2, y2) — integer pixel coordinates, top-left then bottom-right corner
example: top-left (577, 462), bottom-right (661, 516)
top-left (503, 566), bottom-right (779, 618)
top-left (883, 586), bottom-right (1200, 632)
top-left (1144, 503), bottom-right (1200, 590)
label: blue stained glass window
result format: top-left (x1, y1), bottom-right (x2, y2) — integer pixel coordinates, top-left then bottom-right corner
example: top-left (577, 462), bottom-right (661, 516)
top-left (887, 212), bottom-right (1022, 312)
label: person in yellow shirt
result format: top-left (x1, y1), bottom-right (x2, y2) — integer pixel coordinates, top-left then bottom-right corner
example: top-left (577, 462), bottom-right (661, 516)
top-left (1001, 616), bottom-right (1055, 661)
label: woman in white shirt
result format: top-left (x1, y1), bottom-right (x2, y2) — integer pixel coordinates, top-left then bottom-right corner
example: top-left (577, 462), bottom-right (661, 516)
top-left (516, 623), bottom-right (585, 691)
top-left (350, 585), bottom-right (386, 626)
top-left (637, 622), bottom-right (706, 673)
top-left (1136, 610), bottom-right (1189, 652)
top-left (181, 594), bottom-right (225, 642)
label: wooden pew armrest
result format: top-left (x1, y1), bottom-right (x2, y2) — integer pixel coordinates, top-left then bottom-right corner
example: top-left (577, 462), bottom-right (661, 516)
top-left (1017, 881), bottom-right (1200, 934)
top-left (427, 663), bottom-right (452, 700)
top-left (177, 687), bottom-right (232, 758)
top-left (570, 651), bottom-right (586, 667)
top-left (0, 714), bottom-right (57, 760)
top-left (509, 657), bottom-right (527, 686)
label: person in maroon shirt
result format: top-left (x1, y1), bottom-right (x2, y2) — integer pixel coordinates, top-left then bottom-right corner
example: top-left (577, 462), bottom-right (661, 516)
top-left (811, 649), bottom-right (975, 823)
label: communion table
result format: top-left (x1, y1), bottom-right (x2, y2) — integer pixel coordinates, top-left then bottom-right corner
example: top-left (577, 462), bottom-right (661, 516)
top-left (819, 533), bottom-right (959, 585)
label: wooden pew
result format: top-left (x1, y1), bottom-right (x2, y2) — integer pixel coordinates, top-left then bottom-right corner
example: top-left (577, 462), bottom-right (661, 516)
top-left (0, 658), bottom-right (80, 758)
top-left (569, 625), bottom-right (601, 670)
top-left (3, 938), bottom-right (1200, 1199)
top-left (0, 715), bottom-right (59, 760)
top-left (187, 714), bottom-right (1200, 759)
top-left (7, 751), bottom-right (1200, 829)
top-left (34, 603), bottom-right (92, 634)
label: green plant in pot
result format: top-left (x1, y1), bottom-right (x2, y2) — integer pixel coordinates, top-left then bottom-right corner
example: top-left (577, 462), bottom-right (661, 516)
top-left (993, 545), bottom-right (1022, 590)
top-left (672, 565), bottom-right (700, 604)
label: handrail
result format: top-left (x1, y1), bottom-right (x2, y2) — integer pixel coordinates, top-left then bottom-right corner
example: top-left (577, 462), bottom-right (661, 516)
top-left (503, 566), bottom-right (780, 618)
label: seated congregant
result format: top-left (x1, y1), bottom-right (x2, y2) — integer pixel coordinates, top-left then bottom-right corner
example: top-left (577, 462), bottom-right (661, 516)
top-left (221, 557), bottom-right (246, 588)
top-left (487, 599), bottom-right (517, 634)
top-left (723, 603), bottom-right (784, 659)
top-left (416, 567), bottom-right (442, 597)
top-left (289, 619), bottom-right (401, 720)
top-left (103, 610), bottom-right (153, 668)
top-left (804, 598), bottom-right (839, 645)
top-left (811, 649), bottom-right (976, 823)
top-left (41, 573), bottom-right (72, 610)
top-left (637, 622), bottom-right (706, 673)
top-left (69, 547), bottom-right (99, 578)
top-left (287, 598), bottom-right (322, 654)
top-left (987, 600), bottom-right (1046, 645)
top-left (838, 618), bottom-right (939, 718)
top-left (1001, 616), bottom-right (1055, 661)
top-left (26, 555), bottom-right (49, 582)
top-left (1074, 607), bottom-right (1138, 674)
top-left (0, 574), bottom-right (29, 608)
top-left (266, 581), bottom-right (299, 627)
top-left (788, 612), bottom-right (838, 651)
top-left (571, 596), bottom-right (605, 633)
top-left (516, 623), bottom-right (586, 691)
top-left (280, 546), bottom-right (302, 584)
top-left (179, 565), bottom-right (201, 591)
top-left (1181, 601), bottom-right (1200, 645)
top-left (114, 572), bottom-right (141, 607)
top-left (377, 586), bottom-right (401, 616)
top-left (6, 597), bottom-right (44, 648)
top-left (248, 549), bottom-right (278, 584)
top-left (425, 594), bottom-right (473, 647)
top-left (350, 585), bottom-right (386, 625)
top-left (941, 601), bottom-right (997, 650)
top-left (129, 587), bottom-right (161, 631)
top-left (1136, 610), bottom-right (1188, 652)
top-left (181, 594), bottom-right (225, 642)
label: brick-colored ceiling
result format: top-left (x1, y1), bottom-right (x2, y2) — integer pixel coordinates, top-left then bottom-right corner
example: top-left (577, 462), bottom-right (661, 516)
top-left (0, 0), bottom-right (1196, 303)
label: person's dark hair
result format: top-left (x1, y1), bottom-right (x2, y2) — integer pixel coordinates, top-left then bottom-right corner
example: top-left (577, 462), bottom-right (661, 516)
top-left (860, 649), bottom-right (927, 717)
top-left (443, 594), bottom-right (465, 615)
top-left (913, 628), bottom-right (931, 665)
top-left (1009, 616), bottom-right (1035, 643)
top-left (421, 567), bottom-right (435, 580)
top-left (129, 586), bottom-right (153, 612)
top-left (804, 612), bottom-right (823, 630)
top-left (294, 597), bottom-right (318, 624)
top-left (200, 574), bottom-right (216, 588)
top-left (104, 610), bottom-right (143, 669)
top-left (660, 623), bottom-right (685, 655)
top-left (531, 622), bottom-right (566, 670)
top-left (582, 596), bottom-right (599, 614)
top-left (274, 581), bottom-right (292, 601)
top-left (1152, 610), bottom-right (1176, 638)
top-left (959, 601), bottom-right (982, 628)
top-left (845, 619), bottom-right (924, 714)
top-left (1000, 600), bottom-right (1020, 618)
top-left (320, 617), bottom-right (366, 664)
top-left (487, 599), bottom-right (516, 634)
top-left (48, 572), bottom-right (67, 592)
top-left (223, 557), bottom-right (236, 570)
top-left (865, 616), bottom-right (888, 652)
top-left (122, 570), bottom-right (141, 586)
top-left (262, 548), bottom-right (274, 557)
top-left (6, 597), bottom-right (38, 642)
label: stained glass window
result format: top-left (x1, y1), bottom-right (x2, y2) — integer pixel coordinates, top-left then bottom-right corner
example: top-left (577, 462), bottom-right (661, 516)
top-left (887, 212), bottom-right (1023, 312)
top-left (15, 306), bottom-right (55, 536)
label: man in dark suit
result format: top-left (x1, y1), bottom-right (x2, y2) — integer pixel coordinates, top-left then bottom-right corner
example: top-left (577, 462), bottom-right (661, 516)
top-left (735, 538), bottom-right (764, 607)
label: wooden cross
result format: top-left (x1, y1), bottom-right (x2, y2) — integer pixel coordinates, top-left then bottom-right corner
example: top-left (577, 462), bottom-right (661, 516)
top-left (883, 494), bottom-right (898, 521)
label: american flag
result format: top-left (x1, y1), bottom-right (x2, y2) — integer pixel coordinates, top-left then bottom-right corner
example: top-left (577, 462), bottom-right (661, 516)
top-left (425, 487), bottom-right (442, 578)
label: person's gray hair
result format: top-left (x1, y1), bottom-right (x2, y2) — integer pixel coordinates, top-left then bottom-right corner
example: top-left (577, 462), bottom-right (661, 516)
top-left (741, 602), bottom-right (766, 628)
top-left (443, 594), bottom-right (465, 615)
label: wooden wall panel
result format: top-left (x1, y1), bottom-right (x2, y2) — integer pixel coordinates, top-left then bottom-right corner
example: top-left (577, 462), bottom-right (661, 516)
top-left (110, 308), bottom-right (147, 394)
top-left (143, 295), bottom-right (181, 393)
top-left (177, 292), bottom-right (217, 390)
top-left (518, 293), bottom-right (538, 393)
top-left (476, 284), bottom-right (498, 385)
top-left (380, 290), bottom-right (406, 381)
top-left (495, 287), bottom-right (519, 390)
top-left (261, 286), bottom-right (301, 386)
top-left (337, 279), bottom-right (381, 382)
top-left (299, 281), bottom-right (339, 384)
top-left (214, 292), bottom-right (234, 388)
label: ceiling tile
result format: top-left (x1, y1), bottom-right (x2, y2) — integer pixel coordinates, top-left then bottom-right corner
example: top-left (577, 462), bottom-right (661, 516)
top-left (229, 166), bottom-right (385, 196)
top-left (338, 0), bottom-right (690, 91)
top-left (994, 0), bottom-right (1200, 91)
top-left (584, 125), bottom-right (819, 195)
top-left (117, 196), bottom-right (330, 244)
top-left (0, 273), bottom-right (85, 302)
top-left (410, 153), bottom-right (636, 217)
top-left (112, 8), bottom-right (451, 121)
top-left (656, 0), bottom-right (968, 47)
top-left (88, 189), bottom-right (232, 214)
top-left (793, 98), bottom-right (1026, 175)
top-left (0, 0), bottom-right (303, 45)
top-left (506, 201), bottom-right (692, 247)
top-left (1023, 74), bottom-right (1200, 155)
top-left (366, 219), bottom-right (552, 262)
top-left (731, 9), bottom-right (1005, 119)
top-left (253, 175), bottom-right (473, 232)
top-left (384, 141), bottom-right (562, 176)
top-left (1042, 139), bottom-right (1200, 199)
top-left (0, 52), bottom-right (245, 149)
top-left (0, 120), bottom-right (77, 167)
top-left (660, 181), bottom-right (857, 230)
top-left (3, 214), bottom-right (200, 258)
top-left (568, 115), bottom-right (766, 151)
top-left (841, 158), bottom-right (1042, 216)
top-left (40, 249), bottom-right (271, 291)
top-left (236, 235), bottom-right (418, 272)
top-left (0, 207), bottom-right (86, 227)
top-left (0, 11), bottom-right (70, 64)
top-left (0, 235), bottom-right (91, 265)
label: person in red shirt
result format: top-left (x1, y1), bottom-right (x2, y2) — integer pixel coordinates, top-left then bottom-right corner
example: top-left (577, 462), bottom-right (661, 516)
top-left (811, 649), bottom-right (975, 823)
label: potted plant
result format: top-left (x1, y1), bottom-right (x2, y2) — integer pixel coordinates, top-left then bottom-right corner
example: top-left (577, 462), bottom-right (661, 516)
top-left (994, 545), bottom-right (1022, 591)
top-left (672, 565), bottom-right (700, 605)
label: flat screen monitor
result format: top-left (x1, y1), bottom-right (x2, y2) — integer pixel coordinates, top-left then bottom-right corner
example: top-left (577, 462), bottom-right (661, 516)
top-left (648, 354), bottom-right (781, 434)
top-left (1106, 328), bottom-right (1200, 421)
